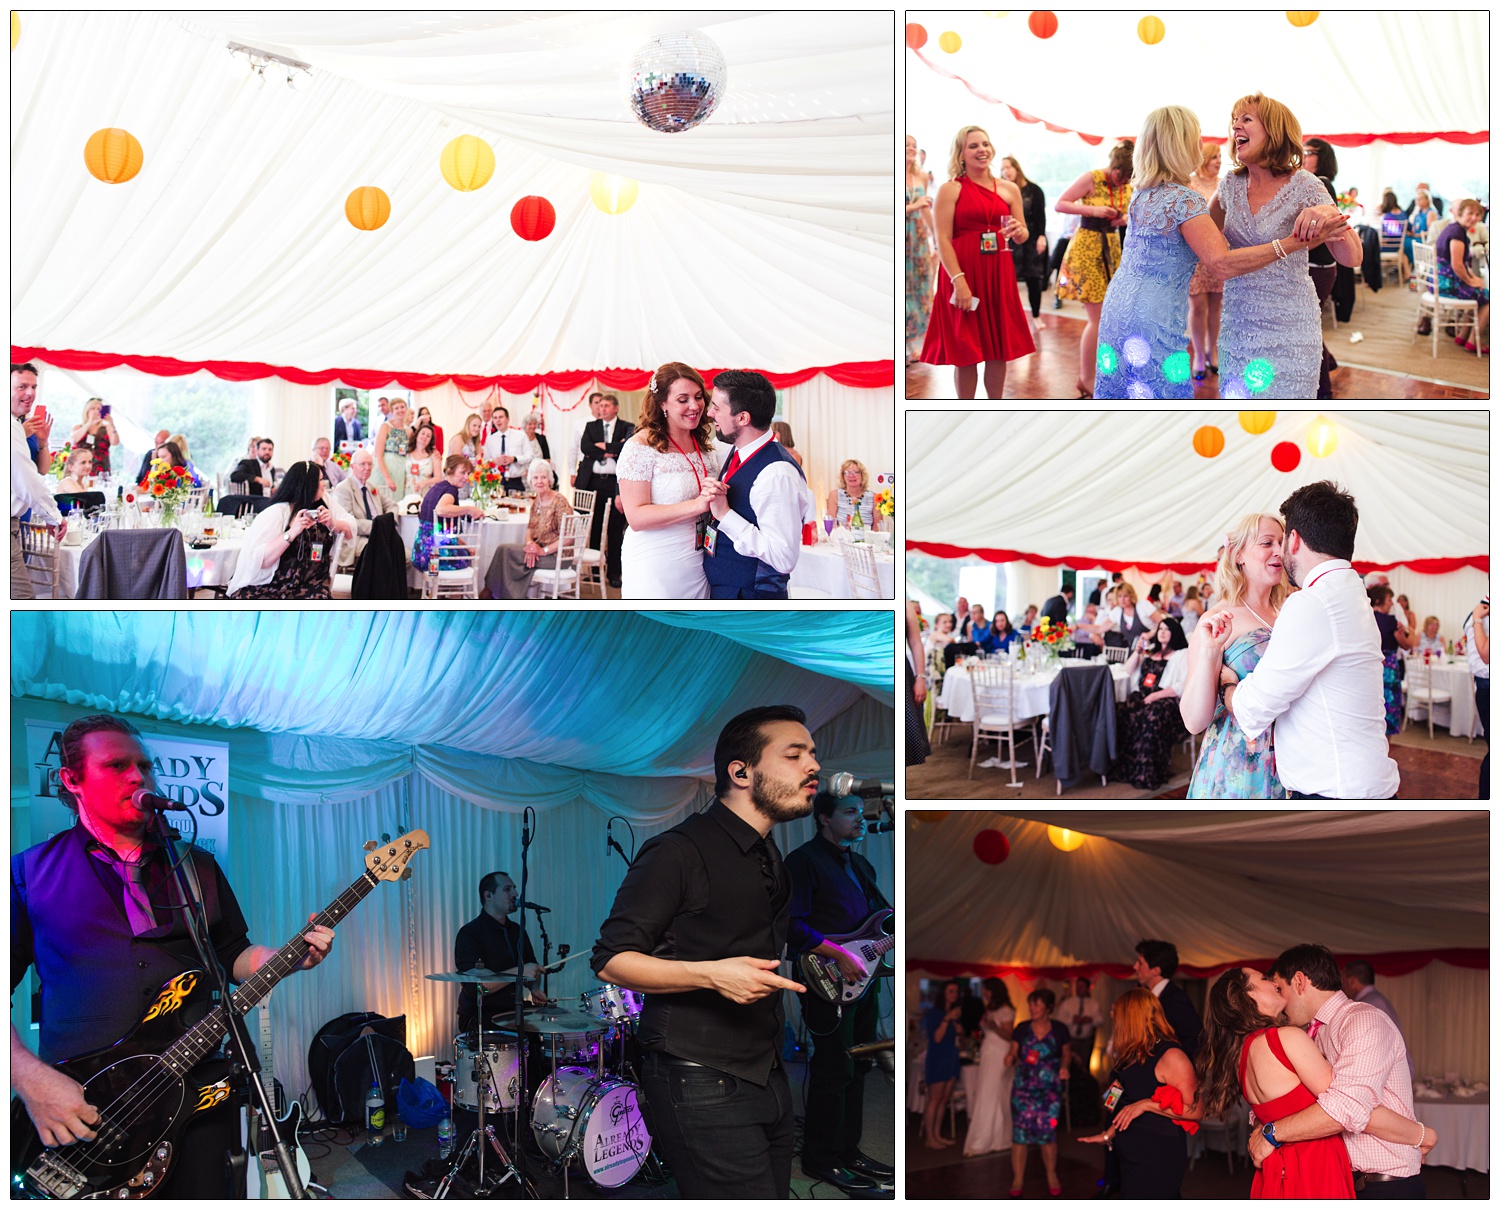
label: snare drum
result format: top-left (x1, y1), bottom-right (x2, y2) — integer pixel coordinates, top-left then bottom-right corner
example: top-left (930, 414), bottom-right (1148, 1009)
top-left (453, 1034), bottom-right (521, 1112)
top-left (581, 984), bottom-right (645, 1025)
top-left (531, 1067), bottom-right (651, 1188)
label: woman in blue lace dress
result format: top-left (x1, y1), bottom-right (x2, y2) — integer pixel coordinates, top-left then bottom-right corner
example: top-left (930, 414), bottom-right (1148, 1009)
top-left (1213, 93), bottom-right (1363, 399)
top-left (1182, 513), bottom-right (1290, 798)
top-left (1094, 106), bottom-right (1349, 400)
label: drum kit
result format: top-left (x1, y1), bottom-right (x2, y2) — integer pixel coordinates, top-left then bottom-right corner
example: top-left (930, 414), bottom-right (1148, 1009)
top-left (424, 965), bottom-right (659, 1198)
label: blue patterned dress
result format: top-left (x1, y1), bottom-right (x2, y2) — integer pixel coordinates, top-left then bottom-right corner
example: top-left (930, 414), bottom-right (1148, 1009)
top-left (1217, 170), bottom-right (1329, 399)
top-left (1094, 182), bottom-right (1208, 399)
top-left (1188, 627), bottom-right (1284, 798)
top-left (1010, 1019), bottom-right (1069, 1145)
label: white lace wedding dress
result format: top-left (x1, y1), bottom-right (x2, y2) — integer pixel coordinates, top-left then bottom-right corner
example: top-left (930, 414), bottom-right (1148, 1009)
top-left (617, 437), bottom-right (718, 599)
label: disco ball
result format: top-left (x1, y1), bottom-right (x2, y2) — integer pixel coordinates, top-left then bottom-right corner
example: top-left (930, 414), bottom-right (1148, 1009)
top-left (625, 30), bottom-right (727, 134)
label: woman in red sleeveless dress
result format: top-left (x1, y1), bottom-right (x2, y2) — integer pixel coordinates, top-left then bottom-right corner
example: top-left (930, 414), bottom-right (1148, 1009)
top-left (1197, 968), bottom-right (1434, 1199)
top-left (920, 126), bottom-right (1036, 398)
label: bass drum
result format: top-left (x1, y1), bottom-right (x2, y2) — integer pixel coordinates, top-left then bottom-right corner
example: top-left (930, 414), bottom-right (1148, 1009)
top-left (452, 1035), bottom-right (520, 1112)
top-left (530, 1067), bottom-right (651, 1188)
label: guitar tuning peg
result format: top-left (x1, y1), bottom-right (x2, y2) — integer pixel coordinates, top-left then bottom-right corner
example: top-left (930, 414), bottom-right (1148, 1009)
top-left (363, 840), bottom-right (377, 852)
top-left (401, 868), bottom-right (413, 881)
top-left (380, 832), bottom-right (391, 845)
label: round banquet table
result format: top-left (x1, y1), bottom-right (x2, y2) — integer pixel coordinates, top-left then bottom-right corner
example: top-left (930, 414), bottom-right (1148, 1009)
top-left (58, 530), bottom-right (245, 598)
top-left (788, 542), bottom-right (896, 598)
top-left (398, 511), bottom-right (528, 592)
top-left (938, 659), bottom-right (1131, 723)
top-left (1410, 658), bottom-right (1484, 739)
top-left (1413, 1090), bottom-right (1488, 1172)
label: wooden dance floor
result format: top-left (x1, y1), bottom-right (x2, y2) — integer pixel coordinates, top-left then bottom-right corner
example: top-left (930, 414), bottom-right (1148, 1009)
top-left (907, 311), bottom-right (1487, 399)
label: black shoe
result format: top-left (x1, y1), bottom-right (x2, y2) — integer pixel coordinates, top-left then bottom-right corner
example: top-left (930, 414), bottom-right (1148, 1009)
top-left (803, 1163), bottom-right (890, 1198)
top-left (607, 577), bottom-right (622, 589)
top-left (847, 1153), bottom-right (895, 1184)
top-left (1051, 295), bottom-right (1064, 309)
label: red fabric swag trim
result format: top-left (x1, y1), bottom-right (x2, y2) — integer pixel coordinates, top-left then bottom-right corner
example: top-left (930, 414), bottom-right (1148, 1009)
top-left (910, 948), bottom-right (1488, 982)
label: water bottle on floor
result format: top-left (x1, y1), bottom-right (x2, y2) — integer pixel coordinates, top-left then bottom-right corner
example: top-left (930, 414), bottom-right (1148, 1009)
top-left (366, 1079), bottom-right (385, 1146)
top-left (437, 1116), bottom-right (454, 1160)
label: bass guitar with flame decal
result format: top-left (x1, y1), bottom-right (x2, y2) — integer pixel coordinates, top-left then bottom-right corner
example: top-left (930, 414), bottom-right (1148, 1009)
top-left (11, 830), bottom-right (429, 1200)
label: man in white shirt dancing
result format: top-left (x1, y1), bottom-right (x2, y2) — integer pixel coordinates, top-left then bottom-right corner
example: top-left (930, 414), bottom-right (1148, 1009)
top-left (1211, 480), bottom-right (1399, 798)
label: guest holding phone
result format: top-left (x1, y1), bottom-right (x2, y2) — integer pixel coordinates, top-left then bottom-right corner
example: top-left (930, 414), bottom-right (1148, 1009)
top-left (69, 398), bottom-right (118, 476)
top-left (228, 461), bottom-right (354, 599)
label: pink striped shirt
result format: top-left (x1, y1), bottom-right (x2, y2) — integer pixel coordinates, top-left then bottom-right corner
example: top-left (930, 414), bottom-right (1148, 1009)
top-left (1312, 990), bottom-right (1419, 1177)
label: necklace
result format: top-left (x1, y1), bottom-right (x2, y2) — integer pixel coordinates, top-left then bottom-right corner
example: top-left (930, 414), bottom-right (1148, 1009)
top-left (1244, 602), bottom-right (1278, 631)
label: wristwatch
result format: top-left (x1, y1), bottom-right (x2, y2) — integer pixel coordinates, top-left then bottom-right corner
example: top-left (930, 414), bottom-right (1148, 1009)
top-left (1261, 1120), bottom-right (1284, 1150)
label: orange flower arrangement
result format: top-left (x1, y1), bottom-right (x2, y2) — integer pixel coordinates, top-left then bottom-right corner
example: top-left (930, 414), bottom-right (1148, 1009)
top-left (138, 458), bottom-right (193, 518)
top-left (1029, 616), bottom-right (1073, 654)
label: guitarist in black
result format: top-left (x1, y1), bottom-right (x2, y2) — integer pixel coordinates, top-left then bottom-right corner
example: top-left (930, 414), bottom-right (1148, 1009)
top-left (11, 713), bottom-right (334, 1198)
top-left (785, 793), bottom-right (893, 1198)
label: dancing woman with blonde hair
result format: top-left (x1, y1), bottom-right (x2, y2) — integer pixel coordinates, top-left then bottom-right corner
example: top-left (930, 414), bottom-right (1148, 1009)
top-left (1181, 513), bottom-right (1292, 797)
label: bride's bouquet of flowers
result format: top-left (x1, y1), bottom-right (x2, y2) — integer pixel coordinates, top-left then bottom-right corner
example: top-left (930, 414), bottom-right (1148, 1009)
top-left (468, 459), bottom-right (504, 509)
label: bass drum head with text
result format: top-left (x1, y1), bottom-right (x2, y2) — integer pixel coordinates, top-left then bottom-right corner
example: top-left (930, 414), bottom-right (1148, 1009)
top-left (530, 1067), bottom-right (650, 1188)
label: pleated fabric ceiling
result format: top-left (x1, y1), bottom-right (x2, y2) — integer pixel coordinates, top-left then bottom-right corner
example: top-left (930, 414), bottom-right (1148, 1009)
top-left (908, 811), bottom-right (1488, 978)
top-left (10, 10), bottom-right (894, 379)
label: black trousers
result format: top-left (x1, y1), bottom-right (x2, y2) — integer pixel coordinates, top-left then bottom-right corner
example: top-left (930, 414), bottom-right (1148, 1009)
top-left (586, 476), bottom-right (628, 581)
top-left (799, 989), bottom-right (879, 1170)
top-left (638, 1053), bottom-right (794, 1199)
top-left (1476, 675), bottom-right (1489, 799)
top-left (1021, 272), bottom-right (1044, 317)
top-left (1356, 1172), bottom-right (1425, 1198)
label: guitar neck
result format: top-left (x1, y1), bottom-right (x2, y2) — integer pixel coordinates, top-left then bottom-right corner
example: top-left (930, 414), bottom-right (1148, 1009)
top-left (161, 871), bottom-right (380, 1073)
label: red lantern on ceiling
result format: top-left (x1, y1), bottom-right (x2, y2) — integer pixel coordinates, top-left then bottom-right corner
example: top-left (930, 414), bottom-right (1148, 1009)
top-left (973, 829), bottom-right (1011, 864)
top-left (1271, 441), bottom-right (1301, 472)
top-left (905, 22), bottom-right (928, 49)
top-left (1028, 10), bottom-right (1059, 38)
top-left (510, 195), bottom-right (556, 241)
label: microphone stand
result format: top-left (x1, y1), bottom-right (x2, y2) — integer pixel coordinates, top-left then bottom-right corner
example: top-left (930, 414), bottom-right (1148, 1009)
top-left (536, 913), bottom-right (553, 1003)
top-left (512, 806), bottom-right (536, 1199)
top-left (150, 809), bottom-right (308, 1199)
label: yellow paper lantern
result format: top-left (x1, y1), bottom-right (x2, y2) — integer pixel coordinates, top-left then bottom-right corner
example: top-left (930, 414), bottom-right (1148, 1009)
top-left (1193, 425), bottom-right (1225, 459)
top-left (1306, 416), bottom-right (1338, 458)
top-left (344, 186), bottom-right (391, 231)
top-left (11, 11), bottom-right (20, 50)
top-left (589, 171), bottom-right (639, 215)
top-left (1137, 15), bottom-right (1165, 44)
top-left (1238, 410), bottom-right (1276, 434)
top-left (938, 30), bottom-right (962, 53)
top-left (439, 134), bottom-right (494, 193)
top-left (1047, 826), bottom-right (1087, 853)
top-left (982, 11), bottom-right (1009, 17)
top-left (83, 127), bottom-right (144, 184)
top-left (1286, 11), bottom-right (1319, 27)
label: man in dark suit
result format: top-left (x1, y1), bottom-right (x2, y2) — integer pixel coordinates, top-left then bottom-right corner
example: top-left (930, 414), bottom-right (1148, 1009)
top-left (575, 394), bottom-right (632, 589)
top-left (229, 438), bottom-right (277, 496)
top-left (333, 400), bottom-right (362, 450)
top-left (1132, 938), bottom-right (1202, 1057)
top-left (1041, 585), bottom-right (1075, 627)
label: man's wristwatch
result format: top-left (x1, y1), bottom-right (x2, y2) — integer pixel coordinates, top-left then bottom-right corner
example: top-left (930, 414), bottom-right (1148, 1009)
top-left (1261, 1120), bottom-right (1284, 1149)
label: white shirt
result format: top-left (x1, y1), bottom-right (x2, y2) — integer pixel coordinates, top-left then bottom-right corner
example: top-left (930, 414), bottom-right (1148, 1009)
top-left (1310, 991), bottom-right (1419, 1177)
top-left (483, 428), bottom-right (527, 480)
top-left (713, 431), bottom-right (815, 576)
top-left (1463, 612), bottom-right (1489, 680)
top-left (12, 416), bottom-right (61, 524)
top-left (1149, 977), bottom-right (1169, 998)
top-left (1055, 995), bottom-right (1102, 1040)
top-left (596, 419), bottom-right (618, 476)
top-left (1230, 559), bottom-right (1400, 798)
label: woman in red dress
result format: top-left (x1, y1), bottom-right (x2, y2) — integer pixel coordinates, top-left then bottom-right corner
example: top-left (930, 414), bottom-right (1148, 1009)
top-left (1197, 968), bottom-right (1434, 1199)
top-left (920, 125), bottom-right (1036, 398)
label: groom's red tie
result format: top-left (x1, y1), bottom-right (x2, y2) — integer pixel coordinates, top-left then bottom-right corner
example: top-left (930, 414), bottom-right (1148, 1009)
top-left (724, 449), bottom-right (742, 478)
top-left (1308, 1020), bottom-right (1322, 1039)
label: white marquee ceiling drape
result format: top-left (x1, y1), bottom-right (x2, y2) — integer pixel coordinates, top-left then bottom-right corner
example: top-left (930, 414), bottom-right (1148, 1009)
top-left (11, 10), bottom-right (893, 376)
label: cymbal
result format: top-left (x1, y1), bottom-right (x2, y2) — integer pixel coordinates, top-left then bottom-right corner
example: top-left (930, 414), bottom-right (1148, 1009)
top-left (425, 967), bottom-right (510, 984)
top-left (490, 1008), bottom-right (605, 1036)
top-left (847, 1038), bottom-right (896, 1058)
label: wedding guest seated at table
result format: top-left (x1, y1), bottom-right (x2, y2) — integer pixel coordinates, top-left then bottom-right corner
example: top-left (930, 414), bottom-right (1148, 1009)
top-left (1415, 616), bottom-right (1446, 657)
top-left (407, 423), bottom-right (441, 496)
top-left (1115, 617), bottom-right (1190, 790)
top-left (984, 610), bottom-right (1022, 654)
top-left (154, 440), bottom-right (202, 487)
top-left (167, 433), bottom-right (202, 483)
top-left (414, 406), bottom-right (444, 454)
top-left (332, 447), bottom-right (397, 569)
top-left (54, 447), bottom-right (96, 495)
top-left (926, 612), bottom-right (958, 657)
top-left (231, 437), bottom-right (278, 496)
top-left (1437, 199), bottom-right (1489, 353)
top-left (412, 454), bottom-right (485, 572)
top-left (953, 596), bottom-right (972, 639)
top-left (310, 437), bottom-right (347, 489)
top-left (826, 459), bottom-right (875, 527)
top-left (484, 459), bottom-right (574, 599)
top-left (455, 412), bottom-right (485, 463)
top-left (1071, 603), bottom-right (1103, 659)
top-left (1018, 604), bottom-right (1039, 635)
top-left (133, 429), bottom-right (170, 483)
top-left (227, 461), bottom-right (355, 600)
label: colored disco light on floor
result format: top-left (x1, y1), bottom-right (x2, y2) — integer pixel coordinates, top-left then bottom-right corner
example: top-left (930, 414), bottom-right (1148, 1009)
top-left (1123, 336), bottom-right (1151, 368)
top-left (1222, 380), bottom-right (1248, 399)
top-left (1162, 350), bottom-right (1191, 384)
top-left (1097, 343), bottom-right (1118, 374)
top-left (1127, 381), bottom-right (1155, 399)
top-left (1244, 358), bottom-right (1275, 393)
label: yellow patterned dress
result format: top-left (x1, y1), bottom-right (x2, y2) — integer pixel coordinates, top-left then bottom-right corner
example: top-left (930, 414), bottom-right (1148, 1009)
top-left (1058, 170), bottom-right (1132, 304)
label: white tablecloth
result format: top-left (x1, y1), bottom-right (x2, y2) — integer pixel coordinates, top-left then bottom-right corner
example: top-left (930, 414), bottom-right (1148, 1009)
top-left (789, 542), bottom-right (895, 598)
top-left (57, 531), bottom-right (245, 597)
top-left (1415, 1091), bottom-right (1488, 1172)
top-left (398, 512), bottom-right (528, 591)
top-left (938, 660), bottom-right (1130, 723)
top-left (1411, 659), bottom-right (1483, 739)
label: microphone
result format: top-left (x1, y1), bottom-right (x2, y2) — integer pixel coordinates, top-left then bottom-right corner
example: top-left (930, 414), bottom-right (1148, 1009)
top-left (130, 789), bottom-right (181, 813)
top-left (521, 901), bottom-right (551, 914)
top-left (865, 819), bottom-right (896, 834)
top-left (606, 818), bottom-right (612, 859)
top-left (825, 773), bottom-right (895, 799)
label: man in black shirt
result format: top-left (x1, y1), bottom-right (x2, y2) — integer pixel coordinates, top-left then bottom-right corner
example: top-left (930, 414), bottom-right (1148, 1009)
top-left (11, 714), bottom-right (333, 1198)
top-left (785, 794), bottom-right (893, 1197)
top-left (453, 870), bottom-right (543, 1032)
top-left (592, 705), bottom-right (818, 1199)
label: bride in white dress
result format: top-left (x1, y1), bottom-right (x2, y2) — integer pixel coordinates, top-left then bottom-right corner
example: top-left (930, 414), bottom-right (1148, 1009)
top-left (964, 977), bottom-right (1016, 1156)
top-left (618, 363), bottom-right (720, 599)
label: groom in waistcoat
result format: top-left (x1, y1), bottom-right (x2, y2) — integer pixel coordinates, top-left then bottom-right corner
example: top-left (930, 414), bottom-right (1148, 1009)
top-left (702, 371), bottom-right (813, 600)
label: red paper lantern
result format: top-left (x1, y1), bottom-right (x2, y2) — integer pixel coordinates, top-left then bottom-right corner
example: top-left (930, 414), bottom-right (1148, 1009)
top-left (1028, 10), bottom-right (1059, 38)
top-left (510, 195), bottom-right (556, 242)
top-left (905, 22), bottom-right (928, 49)
top-left (1271, 441), bottom-right (1301, 472)
top-left (973, 829), bottom-right (1011, 864)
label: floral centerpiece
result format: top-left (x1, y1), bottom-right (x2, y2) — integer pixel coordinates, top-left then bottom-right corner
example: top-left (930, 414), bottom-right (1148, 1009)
top-left (138, 458), bottom-right (193, 526)
top-left (468, 458), bottom-right (504, 509)
top-left (1028, 616), bottom-right (1073, 667)
top-left (874, 487), bottom-right (894, 531)
top-left (331, 450), bottom-right (351, 470)
top-left (49, 443), bottom-right (73, 476)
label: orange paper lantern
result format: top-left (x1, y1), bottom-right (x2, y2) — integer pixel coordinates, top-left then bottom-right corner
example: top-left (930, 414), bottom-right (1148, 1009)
top-left (938, 30), bottom-right (962, 53)
top-left (1137, 15), bottom-right (1165, 44)
top-left (1028, 10), bottom-right (1058, 38)
top-left (345, 186), bottom-right (391, 231)
top-left (1192, 425), bottom-right (1225, 458)
top-left (904, 22), bottom-right (928, 49)
top-left (1286, 11), bottom-right (1319, 27)
top-left (510, 195), bottom-right (556, 241)
top-left (1238, 410), bottom-right (1276, 434)
top-left (83, 128), bottom-right (144, 184)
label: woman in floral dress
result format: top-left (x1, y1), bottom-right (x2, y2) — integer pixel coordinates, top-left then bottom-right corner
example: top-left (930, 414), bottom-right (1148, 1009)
top-left (905, 134), bottom-right (936, 362)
